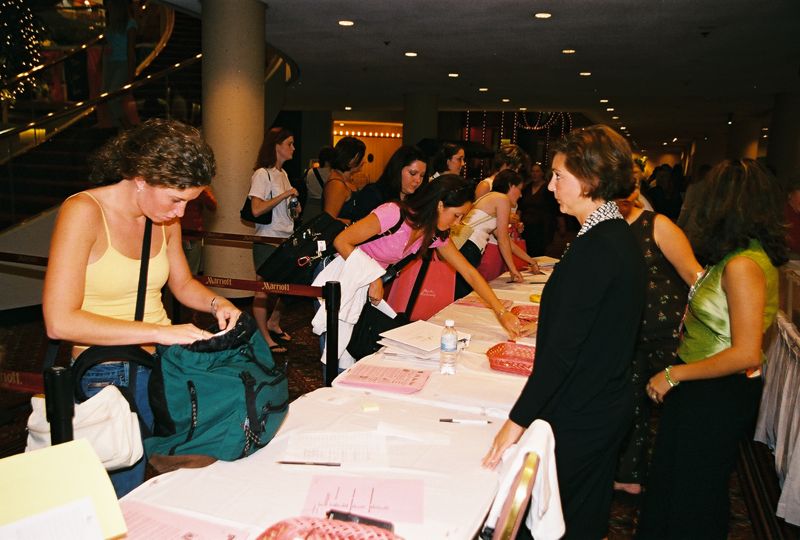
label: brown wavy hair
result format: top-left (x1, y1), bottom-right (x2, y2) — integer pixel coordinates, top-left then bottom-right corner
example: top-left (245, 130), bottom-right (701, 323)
top-left (552, 124), bottom-right (633, 201)
top-left (254, 127), bottom-right (293, 170)
top-left (688, 159), bottom-right (787, 267)
top-left (89, 119), bottom-right (215, 188)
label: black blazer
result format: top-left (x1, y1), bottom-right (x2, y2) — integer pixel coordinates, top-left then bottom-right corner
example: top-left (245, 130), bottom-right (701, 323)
top-left (509, 219), bottom-right (646, 428)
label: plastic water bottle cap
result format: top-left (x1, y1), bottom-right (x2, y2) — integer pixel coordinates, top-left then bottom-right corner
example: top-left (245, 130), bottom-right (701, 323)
top-left (445, 319), bottom-right (455, 327)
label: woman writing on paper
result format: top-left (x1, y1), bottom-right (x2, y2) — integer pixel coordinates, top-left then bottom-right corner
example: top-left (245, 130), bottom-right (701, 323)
top-left (319, 174), bottom-right (526, 371)
top-left (453, 169), bottom-right (539, 299)
top-left (637, 159), bottom-right (785, 539)
top-left (43, 119), bottom-right (240, 497)
top-left (483, 125), bottom-right (646, 539)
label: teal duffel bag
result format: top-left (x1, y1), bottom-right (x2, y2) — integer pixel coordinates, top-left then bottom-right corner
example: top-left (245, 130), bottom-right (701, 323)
top-left (145, 312), bottom-right (288, 460)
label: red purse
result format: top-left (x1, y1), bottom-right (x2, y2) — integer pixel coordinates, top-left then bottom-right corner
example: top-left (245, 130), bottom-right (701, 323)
top-left (386, 252), bottom-right (455, 321)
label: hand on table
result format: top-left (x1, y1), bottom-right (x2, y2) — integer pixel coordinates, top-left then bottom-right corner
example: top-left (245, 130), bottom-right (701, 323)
top-left (482, 419), bottom-right (525, 469)
top-left (499, 311), bottom-right (522, 340)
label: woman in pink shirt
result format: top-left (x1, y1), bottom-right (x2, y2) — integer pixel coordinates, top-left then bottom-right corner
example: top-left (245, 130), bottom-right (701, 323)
top-left (334, 174), bottom-right (525, 338)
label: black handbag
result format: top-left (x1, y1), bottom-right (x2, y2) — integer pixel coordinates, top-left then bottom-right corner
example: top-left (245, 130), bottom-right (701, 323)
top-left (241, 170), bottom-right (273, 225)
top-left (256, 211), bottom-right (345, 283)
top-left (240, 197), bottom-right (272, 225)
top-left (346, 253), bottom-right (432, 360)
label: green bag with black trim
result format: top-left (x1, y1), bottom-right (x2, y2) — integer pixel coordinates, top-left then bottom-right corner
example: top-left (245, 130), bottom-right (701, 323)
top-left (145, 312), bottom-right (288, 460)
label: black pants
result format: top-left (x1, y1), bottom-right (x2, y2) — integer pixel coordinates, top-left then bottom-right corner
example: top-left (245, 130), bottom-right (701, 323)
top-left (636, 373), bottom-right (762, 539)
top-left (455, 240), bottom-right (482, 300)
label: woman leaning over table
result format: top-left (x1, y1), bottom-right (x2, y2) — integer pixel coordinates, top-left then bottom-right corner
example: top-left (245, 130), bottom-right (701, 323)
top-left (334, 173), bottom-right (525, 339)
top-left (43, 119), bottom-right (240, 497)
top-left (483, 125), bottom-right (646, 540)
top-left (637, 159), bottom-right (786, 540)
top-left (454, 169), bottom-right (539, 299)
top-left (248, 127), bottom-right (299, 354)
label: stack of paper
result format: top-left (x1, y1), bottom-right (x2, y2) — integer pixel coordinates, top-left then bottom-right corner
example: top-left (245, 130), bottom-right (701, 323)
top-left (378, 320), bottom-right (470, 360)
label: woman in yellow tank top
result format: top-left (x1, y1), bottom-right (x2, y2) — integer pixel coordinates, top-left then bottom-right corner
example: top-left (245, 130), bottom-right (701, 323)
top-left (42, 119), bottom-right (240, 497)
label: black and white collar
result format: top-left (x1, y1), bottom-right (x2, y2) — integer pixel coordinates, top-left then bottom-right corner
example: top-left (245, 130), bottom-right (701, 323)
top-left (576, 200), bottom-right (624, 237)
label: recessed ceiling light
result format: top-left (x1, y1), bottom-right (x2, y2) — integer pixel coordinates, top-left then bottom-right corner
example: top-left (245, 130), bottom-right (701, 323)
top-left (479, 87), bottom-right (489, 92)
top-left (672, 137), bottom-right (678, 142)
top-left (344, 106), bottom-right (352, 111)
top-left (404, 51), bottom-right (418, 57)
top-left (338, 20), bottom-right (354, 27)
top-left (599, 99), bottom-right (609, 103)
top-left (339, 122), bottom-right (344, 126)
top-left (662, 142), bottom-right (668, 146)
top-left (762, 127), bottom-right (769, 131)
top-left (501, 98), bottom-right (510, 103)
top-left (579, 72), bottom-right (591, 77)
top-left (620, 126), bottom-right (627, 130)
top-left (763, 134), bottom-right (768, 138)
top-left (534, 12), bottom-right (552, 19)
top-left (448, 73), bottom-right (459, 78)
top-left (561, 49), bottom-right (576, 54)
top-left (611, 116), bottom-right (619, 120)
top-left (606, 107), bottom-right (614, 112)
top-left (519, 107), bottom-right (527, 111)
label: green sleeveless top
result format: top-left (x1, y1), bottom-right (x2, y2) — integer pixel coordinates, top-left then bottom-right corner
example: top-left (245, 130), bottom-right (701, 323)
top-left (677, 239), bottom-right (778, 364)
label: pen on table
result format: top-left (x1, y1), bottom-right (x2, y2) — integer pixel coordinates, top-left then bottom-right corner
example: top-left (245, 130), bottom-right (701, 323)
top-left (276, 460), bottom-right (341, 467)
top-left (439, 418), bottom-right (493, 424)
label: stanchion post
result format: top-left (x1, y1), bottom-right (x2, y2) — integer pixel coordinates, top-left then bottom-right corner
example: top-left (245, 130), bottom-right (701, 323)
top-left (324, 281), bottom-right (341, 387)
top-left (44, 366), bottom-right (74, 445)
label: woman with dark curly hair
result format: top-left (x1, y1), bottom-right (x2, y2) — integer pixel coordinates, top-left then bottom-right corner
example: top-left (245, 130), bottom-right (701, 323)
top-left (483, 125), bottom-right (646, 539)
top-left (43, 119), bottom-right (241, 497)
top-left (637, 159), bottom-right (787, 539)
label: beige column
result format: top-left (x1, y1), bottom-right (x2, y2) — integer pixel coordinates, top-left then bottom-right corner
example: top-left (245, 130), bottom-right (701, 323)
top-left (201, 0), bottom-right (265, 296)
top-left (767, 92), bottom-right (800, 181)
top-left (403, 93), bottom-right (438, 147)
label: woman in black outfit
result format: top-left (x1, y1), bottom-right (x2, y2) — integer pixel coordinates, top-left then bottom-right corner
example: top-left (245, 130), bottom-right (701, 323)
top-left (483, 125), bottom-right (646, 539)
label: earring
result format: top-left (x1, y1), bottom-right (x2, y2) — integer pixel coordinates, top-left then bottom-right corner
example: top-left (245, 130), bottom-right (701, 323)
top-left (137, 185), bottom-right (143, 193)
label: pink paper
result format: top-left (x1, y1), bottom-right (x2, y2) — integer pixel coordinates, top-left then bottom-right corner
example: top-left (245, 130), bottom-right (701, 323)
top-left (121, 500), bottom-right (252, 539)
top-left (302, 476), bottom-right (424, 523)
top-left (337, 364), bottom-right (431, 394)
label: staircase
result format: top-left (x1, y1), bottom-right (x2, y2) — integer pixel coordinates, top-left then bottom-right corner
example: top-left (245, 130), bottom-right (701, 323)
top-left (0, 11), bottom-right (202, 231)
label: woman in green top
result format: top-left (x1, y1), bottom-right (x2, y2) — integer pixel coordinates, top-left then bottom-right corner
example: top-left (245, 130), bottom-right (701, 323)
top-left (637, 159), bottom-right (787, 539)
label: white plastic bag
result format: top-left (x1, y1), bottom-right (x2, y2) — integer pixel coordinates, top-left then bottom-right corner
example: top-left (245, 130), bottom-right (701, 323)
top-left (26, 385), bottom-right (143, 471)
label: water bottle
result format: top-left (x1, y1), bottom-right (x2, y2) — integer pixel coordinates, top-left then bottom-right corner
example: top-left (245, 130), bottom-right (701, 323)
top-left (440, 319), bottom-right (458, 375)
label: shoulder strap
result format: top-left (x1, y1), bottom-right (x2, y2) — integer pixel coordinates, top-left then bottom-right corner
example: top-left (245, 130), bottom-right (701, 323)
top-left (312, 168), bottom-right (324, 189)
top-left (404, 250), bottom-right (433, 315)
top-left (134, 218), bottom-right (153, 322)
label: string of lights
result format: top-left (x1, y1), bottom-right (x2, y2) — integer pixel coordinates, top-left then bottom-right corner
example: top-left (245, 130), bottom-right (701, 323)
top-left (0, 0), bottom-right (43, 102)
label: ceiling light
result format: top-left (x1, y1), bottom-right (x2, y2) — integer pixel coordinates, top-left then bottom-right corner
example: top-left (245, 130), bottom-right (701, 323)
top-left (479, 87), bottom-right (489, 92)
top-left (579, 72), bottom-right (591, 77)
top-left (344, 106), bottom-right (352, 111)
top-left (763, 134), bottom-right (768, 138)
top-left (338, 20), bottom-right (354, 27)
top-left (339, 122), bottom-right (344, 126)
top-left (448, 73), bottom-right (459, 78)
top-left (561, 49), bottom-right (576, 54)
top-left (762, 127), bottom-right (769, 131)
top-left (502, 98), bottom-right (510, 103)
top-left (620, 126), bottom-right (627, 130)
top-left (534, 12), bottom-right (552, 19)
top-left (606, 107), bottom-right (614, 112)
top-left (404, 51), bottom-right (418, 57)
top-left (611, 116), bottom-right (619, 120)
top-left (599, 99), bottom-right (609, 103)
top-left (672, 137), bottom-right (678, 142)
top-left (662, 142), bottom-right (668, 146)
top-left (519, 107), bottom-right (527, 111)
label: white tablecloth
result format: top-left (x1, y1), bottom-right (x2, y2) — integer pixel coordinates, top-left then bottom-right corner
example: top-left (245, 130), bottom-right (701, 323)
top-left (124, 388), bottom-right (500, 539)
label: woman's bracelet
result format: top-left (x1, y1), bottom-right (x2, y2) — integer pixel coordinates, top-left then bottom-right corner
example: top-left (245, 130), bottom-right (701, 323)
top-left (210, 296), bottom-right (218, 316)
top-left (664, 365), bottom-right (680, 388)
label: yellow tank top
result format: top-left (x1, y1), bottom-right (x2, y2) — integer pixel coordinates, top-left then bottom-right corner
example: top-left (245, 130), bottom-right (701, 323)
top-left (79, 192), bottom-right (171, 325)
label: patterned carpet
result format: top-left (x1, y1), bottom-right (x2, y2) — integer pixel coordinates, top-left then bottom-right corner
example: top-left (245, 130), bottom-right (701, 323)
top-left (0, 300), bottom-right (784, 538)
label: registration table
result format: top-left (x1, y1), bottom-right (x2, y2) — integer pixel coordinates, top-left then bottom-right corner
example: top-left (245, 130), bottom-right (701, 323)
top-left (123, 269), bottom-right (547, 539)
